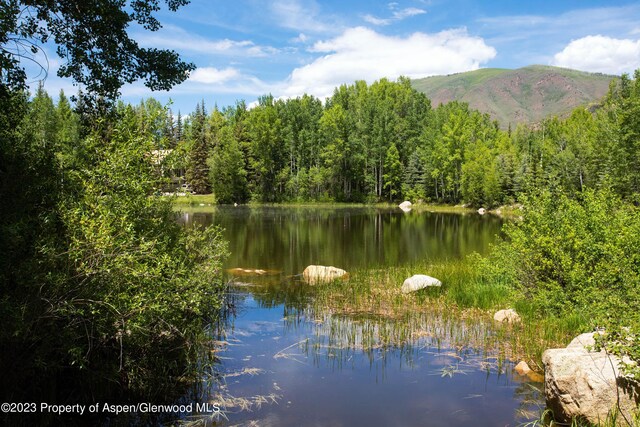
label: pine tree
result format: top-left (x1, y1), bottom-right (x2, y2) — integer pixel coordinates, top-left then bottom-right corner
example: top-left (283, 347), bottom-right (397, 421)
top-left (187, 101), bottom-right (211, 194)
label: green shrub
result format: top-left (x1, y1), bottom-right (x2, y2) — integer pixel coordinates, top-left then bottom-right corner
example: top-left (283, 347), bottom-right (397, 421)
top-left (482, 189), bottom-right (640, 377)
top-left (491, 189), bottom-right (640, 325)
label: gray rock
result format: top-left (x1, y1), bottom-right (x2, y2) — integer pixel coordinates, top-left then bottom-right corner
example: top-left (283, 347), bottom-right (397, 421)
top-left (302, 265), bottom-right (348, 285)
top-left (543, 332), bottom-right (640, 425)
top-left (493, 308), bottom-right (521, 323)
top-left (401, 275), bottom-right (442, 293)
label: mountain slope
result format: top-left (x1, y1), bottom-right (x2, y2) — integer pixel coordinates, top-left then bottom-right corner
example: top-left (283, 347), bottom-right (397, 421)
top-left (411, 65), bottom-right (617, 127)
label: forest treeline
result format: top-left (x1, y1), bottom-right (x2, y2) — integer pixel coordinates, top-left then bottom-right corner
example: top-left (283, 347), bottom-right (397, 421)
top-left (101, 73), bottom-right (640, 206)
top-left (27, 72), bottom-right (640, 207)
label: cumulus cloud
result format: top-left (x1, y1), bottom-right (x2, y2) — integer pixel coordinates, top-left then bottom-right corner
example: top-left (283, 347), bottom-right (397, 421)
top-left (552, 35), bottom-right (640, 75)
top-left (281, 27), bottom-right (496, 99)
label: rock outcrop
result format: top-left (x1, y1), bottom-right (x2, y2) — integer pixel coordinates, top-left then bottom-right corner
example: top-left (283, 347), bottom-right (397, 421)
top-left (543, 332), bottom-right (640, 425)
top-left (493, 308), bottom-right (521, 324)
top-left (302, 265), bottom-right (348, 285)
top-left (401, 275), bottom-right (442, 293)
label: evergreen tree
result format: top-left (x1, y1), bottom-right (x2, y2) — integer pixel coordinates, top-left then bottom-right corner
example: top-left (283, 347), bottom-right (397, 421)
top-left (186, 101), bottom-right (211, 194)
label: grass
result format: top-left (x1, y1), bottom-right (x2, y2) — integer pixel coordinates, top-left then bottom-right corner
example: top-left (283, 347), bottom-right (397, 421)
top-left (302, 257), bottom-right (585, 373)
top-left (162, 194), bottom-right (217, 206)
top-left (165, 197), bottom-right (478, 214)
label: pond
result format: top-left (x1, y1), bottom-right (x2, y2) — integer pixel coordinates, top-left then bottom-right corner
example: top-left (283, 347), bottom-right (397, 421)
top-left (178, 206), bottom-right (543, 426)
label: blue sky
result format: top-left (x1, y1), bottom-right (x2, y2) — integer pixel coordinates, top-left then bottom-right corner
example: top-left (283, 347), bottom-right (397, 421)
top-left (38, 0), bottom-right (640, 113)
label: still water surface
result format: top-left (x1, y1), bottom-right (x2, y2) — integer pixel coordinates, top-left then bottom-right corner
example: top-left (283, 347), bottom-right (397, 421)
top-left (178, 206), bottom-right (543, 426)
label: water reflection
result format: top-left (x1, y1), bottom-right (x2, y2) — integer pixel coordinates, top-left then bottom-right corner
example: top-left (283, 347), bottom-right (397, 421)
top-left (177, 207), bottom-right (543, 426)
top-left (202, 288), bottom-right (544, 427)
top-left (177, 206), bottom-right (503, 275)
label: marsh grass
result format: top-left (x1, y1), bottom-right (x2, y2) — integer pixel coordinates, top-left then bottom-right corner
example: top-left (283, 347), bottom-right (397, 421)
top-left (302, 257), bottom-right (584, 372)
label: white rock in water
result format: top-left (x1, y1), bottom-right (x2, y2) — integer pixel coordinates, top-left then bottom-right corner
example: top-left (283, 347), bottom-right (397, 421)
top-left (543, 332), bottom-right (639, 425)
top-left (399, 201), bottom-right (412, 212)
top-left (493, 308), bottom-right (521, 323)
top-left (514, 361), bottom-right (532, 376)
top-left (478, 207), bottom-right (486, 215)
top-left (303, 265), bottom-right (348, 285)
top-left (401, 275), bottom-right (442, 293)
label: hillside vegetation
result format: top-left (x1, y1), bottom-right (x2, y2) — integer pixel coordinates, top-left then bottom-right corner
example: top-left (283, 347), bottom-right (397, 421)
top-left (411, 65), bottom-right (616, 127)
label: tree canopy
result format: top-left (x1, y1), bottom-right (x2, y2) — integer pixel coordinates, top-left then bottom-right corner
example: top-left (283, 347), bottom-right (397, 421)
top-left (0, 0), bottom-right (194, 97)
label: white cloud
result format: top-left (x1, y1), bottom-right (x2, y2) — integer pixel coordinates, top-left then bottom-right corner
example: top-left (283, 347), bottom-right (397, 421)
top-left (136, 25), bottom-right (278, 57)
top-left (363, 6), bottom-right (426, 26)
top-left (281, 27), bottom-right (496, 99)
top-left (552, 35), bottom-right (640, 75)
top-left (188, 67), bottom-right (240, 84)
top-left (362, 15), bottom-right (391, 26)
top-left (291, 33), bottom-right (309, 43)
top-left (270, 0), bottom-right (335, 33)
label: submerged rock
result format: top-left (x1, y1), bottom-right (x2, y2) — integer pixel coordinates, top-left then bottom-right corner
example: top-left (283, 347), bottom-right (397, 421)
top-left (401, 275), bottom-right (442, 293)
top-left (226, 268), bottom-right (281, 276)
top-left (493, 309), bottom-right (521, 324)
top-left (302, 265), bottom-right (348, 285)
top-left (543, 332), bottom-right (640, 426)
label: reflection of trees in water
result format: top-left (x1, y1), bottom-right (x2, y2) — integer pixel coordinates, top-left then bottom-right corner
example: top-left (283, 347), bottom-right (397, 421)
top-left (178, 207), bottom-right (503, 275)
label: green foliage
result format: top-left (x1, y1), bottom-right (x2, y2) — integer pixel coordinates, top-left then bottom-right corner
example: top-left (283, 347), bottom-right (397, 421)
top-left (493, 190), bottom-right (640, 321)
top-left (1, 90), bottom-right (228, 405)
top-left (596, 326), bottom-right (640, 382)
top-left (187, 101), bottom-right (211, 194)
top-left (209, 121), bottom-right (248, 203)
top-left (1, 0), bottom-right (194, 98)
top-left (58, 106), bottom-right (228, 393)
top-left (383, 143), bottom-right (402, 201)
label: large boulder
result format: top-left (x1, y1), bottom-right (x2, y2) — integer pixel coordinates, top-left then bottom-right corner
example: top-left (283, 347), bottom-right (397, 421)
top-left (401, 275), bottom-right (442, 293)
top-left (543, 332), bottom-right (640, 425)
top-left (493, 308), bottom-right (521, 324)
top-left (302, 265), bottom-right (348, 285)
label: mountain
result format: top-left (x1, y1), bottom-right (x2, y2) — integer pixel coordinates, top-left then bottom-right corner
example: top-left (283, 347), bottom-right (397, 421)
top-left (411, 65), bottom-right (617, 128)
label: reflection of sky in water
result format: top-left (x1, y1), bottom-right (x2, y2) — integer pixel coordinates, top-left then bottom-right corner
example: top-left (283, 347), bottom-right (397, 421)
top-left (206, 293), bottom-right (544, 427)
top-left (179, 208), bottom-right (540, 425)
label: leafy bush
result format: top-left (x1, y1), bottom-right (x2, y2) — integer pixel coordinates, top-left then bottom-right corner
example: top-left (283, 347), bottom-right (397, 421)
top-left (1, 101), bottom-right (228, 405)
top-left (482, 189), bottom-right (640, 377)
top-left (492, 189), bottom-right (640, 326)
top-left (58, 105), bottom-right (229, 396)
